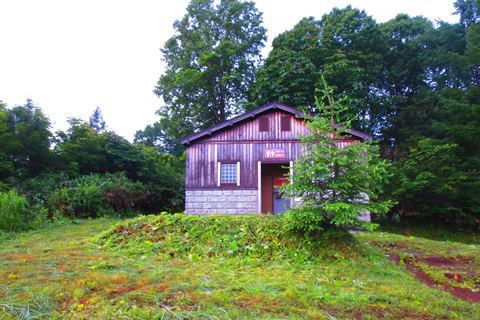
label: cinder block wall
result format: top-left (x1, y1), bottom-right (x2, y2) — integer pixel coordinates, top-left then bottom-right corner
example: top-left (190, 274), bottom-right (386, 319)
top-left (185, 189), bottom-right (258, 214)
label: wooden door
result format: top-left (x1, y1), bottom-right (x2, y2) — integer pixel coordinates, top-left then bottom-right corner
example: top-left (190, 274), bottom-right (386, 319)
top-left (261, 175), bottom-right (273, 213)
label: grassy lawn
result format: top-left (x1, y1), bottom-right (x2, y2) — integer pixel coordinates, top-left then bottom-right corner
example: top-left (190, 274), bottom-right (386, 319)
top-left (0, 215), bottom-right (478, 319)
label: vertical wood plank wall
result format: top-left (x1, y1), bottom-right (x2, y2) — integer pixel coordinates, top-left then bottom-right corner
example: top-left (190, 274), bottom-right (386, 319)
top-left (185, 110), bottom-right (357, 189)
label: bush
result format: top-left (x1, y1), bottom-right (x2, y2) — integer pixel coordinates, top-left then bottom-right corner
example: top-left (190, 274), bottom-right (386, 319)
top-left (17, 168), bottom-right (185, 218)
top-left (103, 174), bottom-right (148, 212)
top-left (50, 173), bottom-right (148, 218)
top-left (51, 177), bottom-right (103, 218)
top-left (0, 191), bottom-right (34, 231)
top-left (16, 172), bottom-right (69, 208)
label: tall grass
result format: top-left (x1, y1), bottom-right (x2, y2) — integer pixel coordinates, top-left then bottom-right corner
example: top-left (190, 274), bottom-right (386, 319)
top-left (0, 191), bottom-right (33, 232)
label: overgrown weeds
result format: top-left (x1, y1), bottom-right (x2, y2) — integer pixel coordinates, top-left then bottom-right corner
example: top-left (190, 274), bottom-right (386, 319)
top-left (0, 191), bottom-right (44, 232)
top-left (96, 214), bottom-right (360, 263)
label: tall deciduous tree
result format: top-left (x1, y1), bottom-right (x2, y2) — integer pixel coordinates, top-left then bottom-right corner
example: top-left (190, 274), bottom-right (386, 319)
top-left (252, 7), bottom-right (387, 134)
top-left (0, 101), bottom-right (14, 187)
top-left (0, 100), bottom-right (53, 181)
top-left (152, 0), bottom-right (266, 152)
top-left (55, 118), bottom-right (110, 175)
top-left (250, 18), bottom-right (322, 111)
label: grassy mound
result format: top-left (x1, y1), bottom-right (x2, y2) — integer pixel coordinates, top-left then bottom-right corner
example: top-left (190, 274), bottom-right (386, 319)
top-left (96, 214), bottom-right (360, 262)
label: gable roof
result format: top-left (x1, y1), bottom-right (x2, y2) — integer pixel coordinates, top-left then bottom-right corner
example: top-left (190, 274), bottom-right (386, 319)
top-left (181, 102), bottom-right (372, 145)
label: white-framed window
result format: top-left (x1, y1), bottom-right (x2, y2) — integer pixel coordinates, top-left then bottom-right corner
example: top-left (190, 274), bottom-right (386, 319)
top-left (221, 163), bottom-right (237, 183)
top-left (217, 162), bottom-right (240, 186)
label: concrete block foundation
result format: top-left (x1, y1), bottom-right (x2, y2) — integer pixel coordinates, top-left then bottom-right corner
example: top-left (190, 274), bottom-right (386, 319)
top-left (185, 189), bottom-right (258, 215)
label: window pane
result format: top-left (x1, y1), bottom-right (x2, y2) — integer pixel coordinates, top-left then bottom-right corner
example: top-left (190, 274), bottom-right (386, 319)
top-left (221, 163), bottom-right (237, 183)
top-left (281, 116), bottom-right (291, 131)
top-left (259, 117), bottom-right (269, 132)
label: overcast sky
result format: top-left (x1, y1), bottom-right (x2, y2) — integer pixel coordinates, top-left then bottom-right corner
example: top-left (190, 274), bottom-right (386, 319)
top-left (0, 0), bottom-right (459, 140)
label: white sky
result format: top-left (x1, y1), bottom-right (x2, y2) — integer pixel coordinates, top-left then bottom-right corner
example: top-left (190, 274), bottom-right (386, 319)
top-left (0, 0), bottom-right (458, 140)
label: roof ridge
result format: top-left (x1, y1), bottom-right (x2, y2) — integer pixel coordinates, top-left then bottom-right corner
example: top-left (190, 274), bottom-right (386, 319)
top-left (181, 102), bottom-right (304, 145)
top-left (181, 102), bottom-right (372, 145)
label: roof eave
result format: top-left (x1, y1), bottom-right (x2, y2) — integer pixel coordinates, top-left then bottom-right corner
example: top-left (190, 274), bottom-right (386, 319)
top-left (181, 102), bottom-right (372, 145)
top-left (181, 102), bottom-right (304, 145)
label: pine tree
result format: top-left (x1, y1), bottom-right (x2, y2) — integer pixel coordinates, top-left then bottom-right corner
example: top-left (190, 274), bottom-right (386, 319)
top-left (89, 106), bottom-right (106, 133)
top-left (283, 78), bottom-right (392, 231)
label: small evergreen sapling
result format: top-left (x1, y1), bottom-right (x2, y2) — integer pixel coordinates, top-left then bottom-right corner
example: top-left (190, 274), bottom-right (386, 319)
top-left (282, 78), bottom-right (392, 231)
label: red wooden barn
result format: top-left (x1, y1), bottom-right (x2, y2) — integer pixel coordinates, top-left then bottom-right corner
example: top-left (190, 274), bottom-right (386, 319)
top-left (181, 102), bottom-right (371, 215)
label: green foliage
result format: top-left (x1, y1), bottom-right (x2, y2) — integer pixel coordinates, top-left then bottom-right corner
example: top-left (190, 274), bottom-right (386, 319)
top-left (387, 87), bottom-right (480, 226)
top-left (136, 147), bottom-right (185, 212)
top-left (252, 7), bottom-right (387, 133)
top-left (151, 0), bottom-right (267, 152)
top-left (379, 14), bottom-right (433, 96)
top-left (49, 173), bottom-right (147, 218)
top-left (389, 138), bottom-right (479, 226)
top-left (51, 119), bottom-right (185, 213)
top-left (133, 122), bottom-right (175, 153)
top-left (283, 206), bottom-right (325, 233)
top-left (0, 191), bottom-right (37, 231)
top-left (467, 23), bottom-right (480, 65)
top-left (97, 214), bottom-right (356, 263)
top-left (454, 0), bottom-right (480, 27)
top-left (51, 175), bottom-right (104, 218)
top-left (54, 118), bottom-right (110, 175)
top-left (250, 17), bottom-right (321, 111)
top-left (0, 100), bottom-right (53, 184)
top-left (319, 6), bottom-right (386, 129)
top-left (249, 3), bottom-right (480, 227)
top-left (17, 172), bottom-right (70, 208)
top-left (282, 78), bottom-right (392, 231)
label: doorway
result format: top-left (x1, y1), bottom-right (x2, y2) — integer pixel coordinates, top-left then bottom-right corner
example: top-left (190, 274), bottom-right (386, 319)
top-left (261, 163), bottom-right (290, 214)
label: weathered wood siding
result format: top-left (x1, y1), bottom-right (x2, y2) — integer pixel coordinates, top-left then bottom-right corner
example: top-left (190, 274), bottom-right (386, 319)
top-left (200, 111), bottom-right (310, 142)
top-left (185, 142), bottom-right (304, 189)
top-left (186, 110), bottom-right (306, 189)
top-left (185, 110), bottom-right (359, 189)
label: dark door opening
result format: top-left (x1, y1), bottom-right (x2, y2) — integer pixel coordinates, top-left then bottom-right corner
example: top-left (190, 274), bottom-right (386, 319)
top-left (261, 163), bottom-right (289, 214)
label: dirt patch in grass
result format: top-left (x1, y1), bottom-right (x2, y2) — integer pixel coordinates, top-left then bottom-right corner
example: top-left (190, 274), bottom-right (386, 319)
top-left (236, 293), bottom-right (265, 308)
top-left (387, 251), bottom-right (480, 303)
top-left (5, 253), bottom-right (35, 261)
top-left (419, 255), bottom-right (475, 267)
top-left (351, 306), bottom-right (437, 320)
top-left (325, 304), bottom-right (442, 320)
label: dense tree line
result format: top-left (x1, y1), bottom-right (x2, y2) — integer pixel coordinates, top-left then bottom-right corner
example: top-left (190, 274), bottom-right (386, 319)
top-left (248, 2), bottom-right (480, 226)
top-left (0, 100), bottom-right (184, 222)
top-left (136, 0), bottom-right (479, 227)
top-left (1, 0), bottom-right (479, 228)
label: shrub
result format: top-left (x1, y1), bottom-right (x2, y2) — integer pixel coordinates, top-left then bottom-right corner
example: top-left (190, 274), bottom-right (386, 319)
top-left (103, 174), bottom-right (148, 212)
top-left (0, 191), bottom-right (34, 231)
top-left (16, 172), bottom-right (69, 208)
top-left (51, 177), bottom-right (103, 218)
top-left (50, 173), bottom-right (149, 218)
